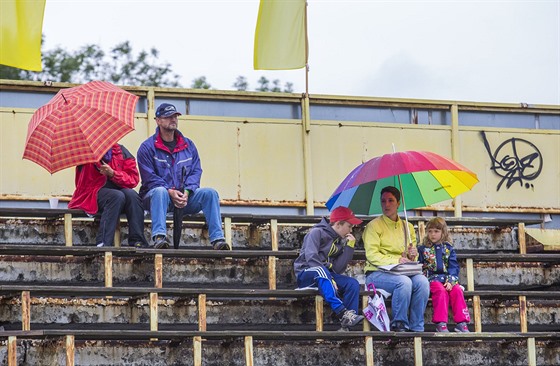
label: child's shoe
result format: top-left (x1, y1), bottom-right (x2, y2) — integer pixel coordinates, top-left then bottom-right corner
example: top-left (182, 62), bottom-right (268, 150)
top-left (435, 322), bottom-right (449, 332)
top-left (454, 322), bottom-right (470, 333)
top-left (339, 309), bottom-right (364, 330)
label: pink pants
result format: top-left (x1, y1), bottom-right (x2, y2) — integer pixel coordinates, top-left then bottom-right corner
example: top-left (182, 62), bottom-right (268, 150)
top-left (430, 281), bottom-right (471, 323)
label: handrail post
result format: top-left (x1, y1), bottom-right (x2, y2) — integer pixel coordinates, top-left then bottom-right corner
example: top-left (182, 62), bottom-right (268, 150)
top-left (301, 94), bottom-right (314, 215)
top-left (21, 291), bottom-right (30, 331)
top-left (518, 222), bottom-right (527, 254)
top-left (268, 219), bottom-right (278, 290)
top-left (8, 336), bottom-right (17, 366)
top-left (104, 252), bottom-right (113, 288)
top-left (244, 336), bottom-right (254, 366)
top-left (193, 336), bottom-right (202, 366)
top-left (66, 335), bottom-right (75, 366)
top-left (224, 216), bottom-right (232, 250)
top-left (450, 104), bottom-right (462, 218)
top-left (198, 294), bottom-right (207, 331)
top-left (414, 336), bottom-right (423, 366)
top-left (64, 213), bottom-right (73, 246)
top-left (315, 295), bottom-right (323, 331)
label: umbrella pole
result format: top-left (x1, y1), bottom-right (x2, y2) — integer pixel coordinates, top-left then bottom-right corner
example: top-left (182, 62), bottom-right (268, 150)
top-left (392, 144), bottom-right (412, 251)
top-left (396, 174), bottom-right (412, 251)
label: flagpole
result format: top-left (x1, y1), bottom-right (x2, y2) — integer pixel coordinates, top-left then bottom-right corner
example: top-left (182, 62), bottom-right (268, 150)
top-left (304, 0), bottom-right (309, 97)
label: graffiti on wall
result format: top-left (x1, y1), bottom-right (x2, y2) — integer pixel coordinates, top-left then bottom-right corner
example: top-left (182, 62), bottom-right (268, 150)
top-left (480, 131), bottom-right (543, 191)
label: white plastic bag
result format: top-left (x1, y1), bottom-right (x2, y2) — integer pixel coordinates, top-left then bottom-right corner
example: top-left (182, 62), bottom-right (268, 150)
top-left (363, 283), bottom-right (391, 332)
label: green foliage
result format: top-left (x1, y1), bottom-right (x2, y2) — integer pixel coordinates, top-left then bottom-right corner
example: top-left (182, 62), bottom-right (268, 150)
top-left (0, 40), bottom-right (181, 87)
top-left (233, 76), bottom-right (248, 91)
top-left (191, 76), bottom-right (211, 89)
top-left (0, 37), bottom-right (295, 92)
top-left (255, 76), bottom-right (293, 93)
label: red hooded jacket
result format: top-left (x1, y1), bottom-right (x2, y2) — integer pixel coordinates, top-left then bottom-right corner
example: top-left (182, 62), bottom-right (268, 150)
top-left (68, 144), bottom-right (140, 214)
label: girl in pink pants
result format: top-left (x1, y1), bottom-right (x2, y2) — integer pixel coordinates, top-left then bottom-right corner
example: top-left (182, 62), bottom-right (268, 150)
top-left (418, 217), bottom-right (470, 333)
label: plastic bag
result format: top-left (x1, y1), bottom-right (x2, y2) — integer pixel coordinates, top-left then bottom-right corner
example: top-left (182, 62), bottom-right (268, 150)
top-left (363, 283), bottom-right (391, 332)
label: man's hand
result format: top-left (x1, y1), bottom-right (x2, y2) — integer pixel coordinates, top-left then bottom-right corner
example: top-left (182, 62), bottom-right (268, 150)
top-left (169, 189), bottom-right (188, 208)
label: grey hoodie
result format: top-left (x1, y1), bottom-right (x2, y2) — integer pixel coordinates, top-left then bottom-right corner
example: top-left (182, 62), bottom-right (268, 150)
top-left (293, 217), bottom-right (355, 276)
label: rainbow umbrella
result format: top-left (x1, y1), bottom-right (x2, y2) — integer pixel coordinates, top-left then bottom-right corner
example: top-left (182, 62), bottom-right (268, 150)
top-left (326, 150), bottom-right (479, 215)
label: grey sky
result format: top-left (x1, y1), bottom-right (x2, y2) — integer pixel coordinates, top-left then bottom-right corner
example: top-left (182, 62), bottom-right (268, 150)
top-left (42, 0), bottom-right (559, 105)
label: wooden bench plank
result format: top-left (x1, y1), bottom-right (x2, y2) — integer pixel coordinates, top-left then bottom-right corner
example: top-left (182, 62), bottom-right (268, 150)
top-left (4, 245), bottom-right (559, 263)
top-left (1, 329), bottom-right (558, 341)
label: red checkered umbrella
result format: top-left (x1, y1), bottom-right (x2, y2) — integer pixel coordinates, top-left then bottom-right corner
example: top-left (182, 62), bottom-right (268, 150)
top-left (23, 81), bottom-right (139, 173)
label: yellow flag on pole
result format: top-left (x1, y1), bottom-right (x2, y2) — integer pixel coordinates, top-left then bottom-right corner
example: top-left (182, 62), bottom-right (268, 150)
top-left (0, 0), bottom-right (46, 71)
top-left (254, 0), bottom-right (307, 70)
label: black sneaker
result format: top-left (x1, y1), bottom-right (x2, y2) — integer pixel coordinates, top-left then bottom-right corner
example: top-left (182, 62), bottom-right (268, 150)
top-left (391, 321), bottom-right (408, 332)
top-left (133, 241), bottom-right (149, 248)
top-left (211, 239), bottom-right (230, 250)
top-left (153, 235), bottom-right (170, 249)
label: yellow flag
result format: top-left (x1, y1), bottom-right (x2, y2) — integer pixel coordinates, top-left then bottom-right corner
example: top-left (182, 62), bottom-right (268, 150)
top-left (254, 0), bottom-right (307, 70)
top-left (0, 0), bottom-right (46, 71)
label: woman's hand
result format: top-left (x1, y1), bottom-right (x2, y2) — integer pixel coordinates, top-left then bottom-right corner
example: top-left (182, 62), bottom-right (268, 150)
top-left (407, 245), bottom-right (418, 259)
top-left (444, 282), bottom-right (453, 291)
top-left (399, 256), bottom-right (412, 263)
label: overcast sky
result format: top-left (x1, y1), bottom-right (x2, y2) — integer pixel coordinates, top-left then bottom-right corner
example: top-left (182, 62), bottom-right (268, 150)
top-left (41, 0), bottom-right (559, 105)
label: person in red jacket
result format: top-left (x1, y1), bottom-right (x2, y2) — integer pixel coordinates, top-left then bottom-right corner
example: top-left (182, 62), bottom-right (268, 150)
top-left (68, 144), bottom-right (148, 247)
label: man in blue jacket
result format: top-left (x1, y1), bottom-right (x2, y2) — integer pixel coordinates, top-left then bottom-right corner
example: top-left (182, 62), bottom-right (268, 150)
top-left (137, 103), bottom-right (229, 250)
top-left (294, 206), bottom-right (365, 330)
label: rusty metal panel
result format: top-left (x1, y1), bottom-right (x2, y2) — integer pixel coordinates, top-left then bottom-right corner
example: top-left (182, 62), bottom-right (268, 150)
top-left (309, 123), bottom-right (453, 204)
top-left (185, 117), bottom-right (306, 202)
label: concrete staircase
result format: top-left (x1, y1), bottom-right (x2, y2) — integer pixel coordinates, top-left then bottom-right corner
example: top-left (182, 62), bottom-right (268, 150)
top-left (0, 212), bottom-right (558, 365)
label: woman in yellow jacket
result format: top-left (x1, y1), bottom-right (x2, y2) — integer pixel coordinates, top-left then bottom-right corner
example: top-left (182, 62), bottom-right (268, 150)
top-left (363, 186), bottom-right (429, 332)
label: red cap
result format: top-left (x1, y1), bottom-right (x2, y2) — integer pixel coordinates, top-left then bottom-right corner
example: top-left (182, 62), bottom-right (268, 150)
top-left (329, 206), bottom-right (362, 225)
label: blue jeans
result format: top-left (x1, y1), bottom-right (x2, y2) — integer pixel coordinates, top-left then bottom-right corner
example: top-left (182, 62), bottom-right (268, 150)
top-left (143, 186), bottom-right (225, 242)
top-left (365, 271), bottom-right (429, 331)
top-left (297, 266), bottom-right (360, 315)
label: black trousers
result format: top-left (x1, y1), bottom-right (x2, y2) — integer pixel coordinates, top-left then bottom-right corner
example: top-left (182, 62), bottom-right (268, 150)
top-left (96, 187), bottom-right (147, 246)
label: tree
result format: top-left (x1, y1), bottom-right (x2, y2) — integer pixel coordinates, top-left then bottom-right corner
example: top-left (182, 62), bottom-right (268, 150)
top-left (256, 76), bottom-right (270, 92)
top-left (233, 76), bottom-right (248, 91)
top-left (255, 76), bottom-right (294, 93)
top-left (191, 76), bottom-right (211, 89)
top-left (0, 40), bottom-right (182, 87)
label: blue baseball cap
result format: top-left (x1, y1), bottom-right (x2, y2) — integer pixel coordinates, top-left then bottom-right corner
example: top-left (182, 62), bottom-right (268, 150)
top-left (156, 103), bottom-right (182, 118)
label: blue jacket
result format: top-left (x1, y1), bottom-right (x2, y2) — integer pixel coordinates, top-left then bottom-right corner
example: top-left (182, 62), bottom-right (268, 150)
top-left (137, 128), bottom-right (202, 198)
top-left (417, 242), bottom-right (460, 285)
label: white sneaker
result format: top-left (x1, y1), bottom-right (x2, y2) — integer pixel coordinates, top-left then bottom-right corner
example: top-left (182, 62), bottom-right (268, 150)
top-left (96, 243), bottom-right (104, 247)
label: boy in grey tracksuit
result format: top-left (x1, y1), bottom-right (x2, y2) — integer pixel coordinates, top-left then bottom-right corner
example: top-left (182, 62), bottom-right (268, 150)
top-left (294, 206), bottom-right (364, 330)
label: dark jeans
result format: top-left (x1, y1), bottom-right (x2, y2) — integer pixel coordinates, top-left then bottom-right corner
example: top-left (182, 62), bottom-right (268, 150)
top-left (96, 188), bottom-right (147, 246)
